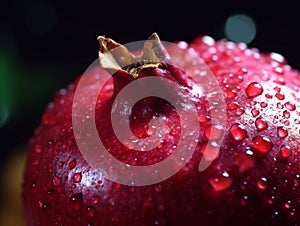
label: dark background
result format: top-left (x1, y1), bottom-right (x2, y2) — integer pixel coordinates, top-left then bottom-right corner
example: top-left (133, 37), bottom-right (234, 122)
top-left (0, 0), bottom-right (300, 171)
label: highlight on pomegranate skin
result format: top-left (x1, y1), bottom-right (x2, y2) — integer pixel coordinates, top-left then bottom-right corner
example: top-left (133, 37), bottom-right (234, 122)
top-left (22, 33), bottom-right (300, 226)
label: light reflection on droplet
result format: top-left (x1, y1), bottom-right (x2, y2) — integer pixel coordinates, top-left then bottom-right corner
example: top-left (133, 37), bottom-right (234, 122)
top-left (225, 14), bottom-right (256, 44)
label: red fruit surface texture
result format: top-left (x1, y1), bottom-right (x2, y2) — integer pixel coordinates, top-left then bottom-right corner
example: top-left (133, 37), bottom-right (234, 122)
top-left (23, 35), bottom-right (300, 226)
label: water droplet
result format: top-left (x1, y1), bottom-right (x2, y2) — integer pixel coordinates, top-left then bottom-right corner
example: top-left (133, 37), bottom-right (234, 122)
top-left (228, 102), bottom-right (239, 110)
top-left (284, 102), bottom-right (296, 111)
top-left (267, 195), bottom-right (276, 205)
top-left (283, 120), bottom-right (290, 126)
top-left (289, 209), bottom-right (296, 217)
top-left (277, 102), bottom-right (284, 109)
top-left (275, 92), bottom-right (285, 100)
top-left (277, 127), bottom-right (288, 138)
top-left (209, 171), bottom-right (232, 192)
top-left (226, 90), bottom-right (237, 99)
top-left (240, 195), bottom-right (249, 206)
top-left (270, 52), bottom-right (285, 63)
top-left (279, 146), bottom-right (292, 160)
top-left (47, 189), bottom-right (55, 201)
top-left (284, 200), bottom-right (292, 209)
top-left (35, 144), bottom-right (42, 153)
top-left (70, 193), bottom-right (82, 210)
top-left (283, 110), bottom-right (290, 119)
top-left (52, 148), bottom-right (59, 156)
top-left (69, 159), bottom-right (77, 170)
top-left (257, 177), bottom-right (268, 190)
top-left (86, 206), bottom-right (95, 218)
top-left (274, 67), bottom-right (283, 74)
top-left (246, 82), bottom-right (263, 98)
top-left (274, 77), bottom-right (286, 85)
top-left (91, 195), bottom-right (100, 205)
top-left (252, 136), bottom-right (273, 154)
top-left (37, 200), bottom-right (43, 208)
top-left (198, 115), bottom-right (211, 123)
top-left (260, 102), bottom-right (268, 108)
top-left (233, 150), bottom-right (255, 173)
top-left (293, 174), bottom-right (300, 187)
top-left (236, 107), bottom-right (245, 116)
top-left (255, 118), bottom-right (268, 131)
top-left (251, 108), bottom-right (260, 117)
top-left (265, 93), bottom-right (273, 99)
top-left (73, 173), bottom-right (82, 183)
top-left (230, 123), bottom-right (247, 142)
top-left (52, 176), bottom-right (61, 186)
top-left (202, 36), bottom-right (215, 46)
top-left (48, 139), bottom-right (57, 148)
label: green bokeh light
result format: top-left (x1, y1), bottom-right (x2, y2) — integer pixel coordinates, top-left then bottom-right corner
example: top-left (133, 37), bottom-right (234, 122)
top-left (225, 14), bottom-right (256, 44)
top-left (0, 106), bottom-right (9, 127)
top-left (0, 55), bottom-right (15, 127)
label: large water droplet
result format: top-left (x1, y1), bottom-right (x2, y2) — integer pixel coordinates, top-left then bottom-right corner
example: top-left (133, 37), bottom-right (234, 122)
top-left (279, 145), bottom-right (292, 160)
top-left (284, 102), bottom-right (296, 111)
top-left (251, 108), bottom-right (260, 117)
top-left (255, 118), bottom-right (268, 131)
top-left (70, 193), bottom-right (82, 210)
top-left (277, 127), bottom-right (288, 138)
top-left (230, 123), bottom-right (247, 142)
top-left (246, 82), bottom-right (263, 98)
top-left (252, 136), bottom-right (273, 154)
top-left (209, 171), bottom-right (232, 192)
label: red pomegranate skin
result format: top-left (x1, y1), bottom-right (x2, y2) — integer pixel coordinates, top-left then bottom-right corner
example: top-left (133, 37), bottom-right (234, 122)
top-left (23, 35), bottom-right (300, 226)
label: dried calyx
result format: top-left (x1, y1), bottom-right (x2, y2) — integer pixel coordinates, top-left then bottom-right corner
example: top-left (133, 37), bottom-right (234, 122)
top-left (97, 33), bottom-right (170, 77)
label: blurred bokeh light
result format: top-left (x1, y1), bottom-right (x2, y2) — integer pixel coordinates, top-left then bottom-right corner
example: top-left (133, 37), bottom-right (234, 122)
top-left (24, 1), bottom-right (57, 36)
top-left (225, 13), bottom-right (256, 44)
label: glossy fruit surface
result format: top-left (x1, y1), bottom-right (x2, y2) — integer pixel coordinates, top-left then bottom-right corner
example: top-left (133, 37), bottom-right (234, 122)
top-left (23, 34), bottom-right (300, 226)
